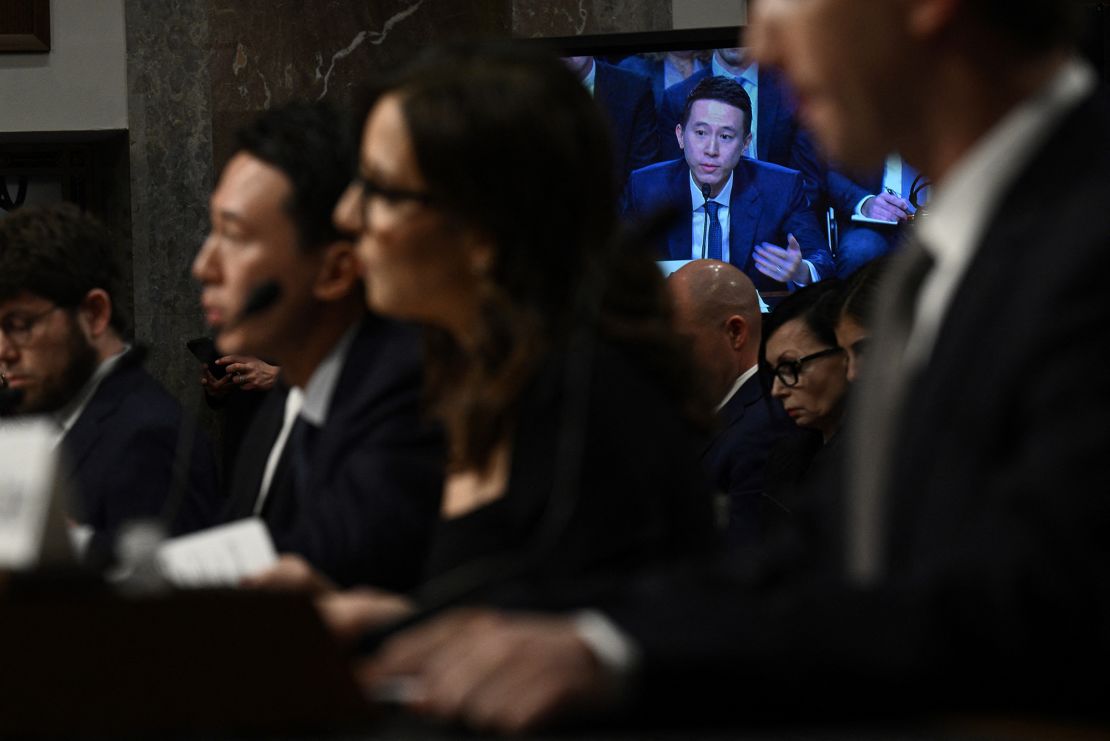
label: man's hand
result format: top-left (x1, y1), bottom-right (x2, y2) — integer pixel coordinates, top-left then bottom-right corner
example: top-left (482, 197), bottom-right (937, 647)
top-left (753, 233), bottom-right (809, 285)
top-left (862, 191), bottom-right (912, 222)
top-left (361, 609), bottom-right (618, 735)
top-left (199, 364), bottom-right (235, 399)
top-left (217, 355), bottom-right (280, 391)
top-left (316, 588), bottom-right (415, 645)
top-left (241, 553), bottom-right (336, 595)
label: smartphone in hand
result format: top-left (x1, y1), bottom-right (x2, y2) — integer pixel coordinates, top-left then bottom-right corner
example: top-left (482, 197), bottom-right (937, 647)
top-left (186, 337), bottom-right (227, 379)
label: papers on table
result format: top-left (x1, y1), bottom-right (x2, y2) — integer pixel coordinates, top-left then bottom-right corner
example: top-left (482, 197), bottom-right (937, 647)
top-left (0, 418), bottom-right (74, 570)
top-left (157, 518), bottom-right (277, 588)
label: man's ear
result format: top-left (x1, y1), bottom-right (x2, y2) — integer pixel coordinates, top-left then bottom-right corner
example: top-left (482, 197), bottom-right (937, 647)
top-left (743, 132), bottom-right (753, 154)
top-left (725, 314), bottom-right (748, 351)
top-left (312, 241), bottom-right (360, 302)
top-left (675, 123), bottom-right (686, 151)
top-left (77, 289), bottom-right (114, 339)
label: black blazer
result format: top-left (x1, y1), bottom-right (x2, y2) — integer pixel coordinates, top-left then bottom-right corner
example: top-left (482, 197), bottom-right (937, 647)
top-left (601, 89), bottom-right (1110, 721)
top-left (701, 373), bottom-right (794, 548)
top-left (60, 349), bottom-right (219, 543)
top-left (226, 314), bottom-right (446, 591)
top-left (423, 340), bottom-right (718, 609)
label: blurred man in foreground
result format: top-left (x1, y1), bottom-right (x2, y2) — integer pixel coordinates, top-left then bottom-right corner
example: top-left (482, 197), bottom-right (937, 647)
top-left (362, 0), bottom-right (1110, 733)
top-left (192, 102), bottom-right (444, 589)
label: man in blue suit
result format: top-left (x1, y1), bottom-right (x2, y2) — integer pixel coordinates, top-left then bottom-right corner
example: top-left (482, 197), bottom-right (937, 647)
top-left (0, 204), bottom-right (218, 557)
top-left (193, 103), bottom-right (445, 590)
top-left (657, 47), bottom-right (821, 204)
top-left (623, 76), bottom-right (832, 293)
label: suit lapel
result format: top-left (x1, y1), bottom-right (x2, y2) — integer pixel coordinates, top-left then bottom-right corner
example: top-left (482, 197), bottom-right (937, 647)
top-left (729, 162), bottom-right (763, 269)
top-left (666, 161), bottom-right (696, 259)
top-left (60, 354), bottom-right (141, 476)
top-left (703, 374), bottom-right (762, 458)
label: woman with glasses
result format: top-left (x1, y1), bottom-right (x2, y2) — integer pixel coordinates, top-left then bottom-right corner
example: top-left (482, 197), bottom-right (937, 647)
top-left (306, 42), bottom-right (717, 638)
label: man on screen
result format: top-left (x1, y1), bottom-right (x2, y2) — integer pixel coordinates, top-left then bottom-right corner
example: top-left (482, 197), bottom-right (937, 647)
top-left (622, 76), bottom-right (832, 293)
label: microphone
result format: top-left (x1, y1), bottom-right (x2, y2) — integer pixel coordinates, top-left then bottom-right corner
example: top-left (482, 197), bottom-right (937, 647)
top-left (223, 281), bottom-right (282, 332)
top-left (0, 387), bottom-right (24, 416)
top-left (699, 182), bottom-right (712, 259)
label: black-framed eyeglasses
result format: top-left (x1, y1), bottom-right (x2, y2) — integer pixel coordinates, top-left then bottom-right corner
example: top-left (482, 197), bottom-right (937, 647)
top-left (771, 346), bottom-right (845, 388)
top-left (0, 305), bottom-right (61, 347)
top-left (352, 173), bottom-right (435, 216)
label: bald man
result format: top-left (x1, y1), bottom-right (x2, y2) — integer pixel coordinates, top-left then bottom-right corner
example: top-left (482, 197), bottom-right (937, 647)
top-left (670, 260), bottom-right (792, 546)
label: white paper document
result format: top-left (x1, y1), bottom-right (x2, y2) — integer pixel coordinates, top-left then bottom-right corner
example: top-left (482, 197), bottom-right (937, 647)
top-left (0, 418), bottom-right (67, 569)
top-left (157, 518), bottom-right (277, 587)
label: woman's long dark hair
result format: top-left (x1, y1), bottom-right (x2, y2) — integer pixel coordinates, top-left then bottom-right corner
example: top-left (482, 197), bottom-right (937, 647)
top-left (363, 42), bottom-right (709, 470)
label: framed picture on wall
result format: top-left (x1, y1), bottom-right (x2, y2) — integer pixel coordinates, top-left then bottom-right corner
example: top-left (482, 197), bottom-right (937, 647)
top-left (0, 0), bottom-right (50, 53)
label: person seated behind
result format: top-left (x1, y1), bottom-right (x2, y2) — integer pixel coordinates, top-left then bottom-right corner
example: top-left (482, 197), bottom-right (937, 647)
top-left (668, 259), bottom-right (793, 547)
top-left (192, 101), bottom-right (445, 590)
top-left (623, 76), bottom-right (832, 295)
top-left (824, 163), bottom-right (919, 278)
top-left (561, 55), bottom-right (659, 190)
top-left (254, 42), bottom-right (718, 636)
top-left (0, 204), bottom-right (218, 558)
top-left (617, 50), bottom-right (709, 109)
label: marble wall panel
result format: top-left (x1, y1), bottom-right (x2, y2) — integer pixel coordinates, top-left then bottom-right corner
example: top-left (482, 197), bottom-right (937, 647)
top-left (512, 0), bottom-right (671, 37)
top-left (207, 0), bottom-right (512, 168)
top-left (125, 0), bottom-right (215, 415)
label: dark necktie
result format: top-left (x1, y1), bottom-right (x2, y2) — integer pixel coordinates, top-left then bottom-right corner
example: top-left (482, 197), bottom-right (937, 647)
top-left (706, 200), bottom-right (723, 260)
top-left (847, 236), bottom-right (935, 585)
top-left (286, 415), bottom-right (320, 498)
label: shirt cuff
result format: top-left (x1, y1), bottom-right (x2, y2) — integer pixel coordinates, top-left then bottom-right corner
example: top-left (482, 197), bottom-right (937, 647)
top-left (573, 610), bottom-right (641, 689)
top-left (791, 259), bottom-right (820, 287)
top-left (855, 194), bottom-right (873, 217)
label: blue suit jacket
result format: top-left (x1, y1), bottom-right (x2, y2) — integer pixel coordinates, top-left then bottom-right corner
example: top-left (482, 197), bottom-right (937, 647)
top-left (228, 313), bottom-right (446, 590)
top-left (622, 157), bottom-right (833, 287)
top-left (60, 349), bottom-right (219, 542)
top-left (702, 374), bottom-right (794, 549)
top-left (658, 67), bottom-right (821, 205)
top-left (594, 60), bottom-right (660, 188)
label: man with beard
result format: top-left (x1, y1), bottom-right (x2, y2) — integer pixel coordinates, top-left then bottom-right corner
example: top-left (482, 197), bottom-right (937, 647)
top-left (0, 204), bottom-right (218, 553)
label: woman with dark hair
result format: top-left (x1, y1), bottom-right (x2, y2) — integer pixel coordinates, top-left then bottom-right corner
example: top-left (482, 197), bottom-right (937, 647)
top-left (315, 42), bottom-right (716, 633)
top-left (835, 257), bottom-right (889, 382)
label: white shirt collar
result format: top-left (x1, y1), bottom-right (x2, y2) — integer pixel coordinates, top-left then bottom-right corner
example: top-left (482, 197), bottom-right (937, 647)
top-left (54, 344), bottom-right (131, 439)
top-left (717, 364), bottom-right (759, 412)
top-left (688, 170), bottom-right (734, 211)
top-left (905, 57), bottom-right (1095, 365)
top-left (712, 55), bottom-right (756, 87)
top-left (298, 323), bottom-right (359, 427)
top-left (582, 58), bottom-right (597, 96)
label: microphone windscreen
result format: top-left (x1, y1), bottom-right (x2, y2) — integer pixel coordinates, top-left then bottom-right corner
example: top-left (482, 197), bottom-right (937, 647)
top-left (0, 387), bottom-right (25, 416)
top-left (241, 281), bottom-right (281, 319)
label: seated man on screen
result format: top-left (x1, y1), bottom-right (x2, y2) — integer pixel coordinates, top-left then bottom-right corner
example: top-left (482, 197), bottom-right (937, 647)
top-left (192, 101), bottom-right (445, 590)
top-left (623, 76), bottom-right (832, 293)
top-left (0, 204), bottom-right (218, 559)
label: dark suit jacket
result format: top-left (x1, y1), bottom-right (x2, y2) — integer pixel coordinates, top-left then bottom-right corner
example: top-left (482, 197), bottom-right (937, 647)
top-left (601, 89), bottom-right (1110, 721)
top-left (225, 314), bottom-right (446, 591)
top-left (701, 373), bottom-right (794, 548)
top-left (594, 60), bottom-right (660, 189)
top-left (658, 67), bottom-right (821, 204)
top-left (60, 349), bottom-right (219, 543)
top-left (622, 157), bottom-right (833, 288)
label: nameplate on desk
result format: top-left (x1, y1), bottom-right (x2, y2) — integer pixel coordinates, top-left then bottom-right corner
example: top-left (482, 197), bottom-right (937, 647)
top-left (157, 517), bottom-right (277, 587)
top-left (0, 418), bottom-right (65, 570)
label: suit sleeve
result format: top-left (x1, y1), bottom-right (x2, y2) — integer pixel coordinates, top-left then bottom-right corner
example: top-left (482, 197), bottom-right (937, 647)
top-left (272, 360), bottom-right (445, 591)
top-left (783, 171), bottom-right (834, 279)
